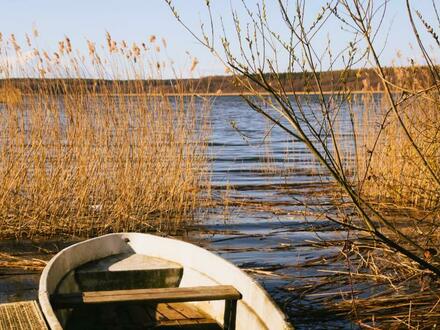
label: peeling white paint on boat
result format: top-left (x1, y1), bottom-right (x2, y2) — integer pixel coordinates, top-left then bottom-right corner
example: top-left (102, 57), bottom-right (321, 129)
top-left (39, 233), bottom-right (293, 329)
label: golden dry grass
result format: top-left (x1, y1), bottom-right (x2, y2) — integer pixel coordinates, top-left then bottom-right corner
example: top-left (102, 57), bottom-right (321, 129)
top-left (354, 66), bottom-right (440, 210)
top-left (0, 32), bottom-right (210, 238)
top-left (340, 66), bottom-right (440, 328)
top-left (0, 86), bottom-right (22, 105)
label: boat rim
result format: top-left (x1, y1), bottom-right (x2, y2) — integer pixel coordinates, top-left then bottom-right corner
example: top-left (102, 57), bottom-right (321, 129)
top-left (38, 232), bottom-right (292, 329)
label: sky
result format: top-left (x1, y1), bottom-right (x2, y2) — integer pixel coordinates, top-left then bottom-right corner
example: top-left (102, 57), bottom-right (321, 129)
top-left (0, 0), bottom-right (438, 78)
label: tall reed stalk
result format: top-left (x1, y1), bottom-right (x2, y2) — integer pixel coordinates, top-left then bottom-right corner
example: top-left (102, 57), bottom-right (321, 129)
top-left (0, 32), bottom-right (210, 238)
top-left (355, 66), bottom-right (440, 209)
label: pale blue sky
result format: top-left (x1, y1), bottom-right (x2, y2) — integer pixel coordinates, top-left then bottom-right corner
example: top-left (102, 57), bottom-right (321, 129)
top-left (0, 0), bottom-right (438, 77)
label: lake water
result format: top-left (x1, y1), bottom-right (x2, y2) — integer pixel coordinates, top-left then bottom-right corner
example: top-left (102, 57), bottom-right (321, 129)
top-left (0, 94), bottom-right (367, 329)
top-left (190, 95), bottom-right (360, 329)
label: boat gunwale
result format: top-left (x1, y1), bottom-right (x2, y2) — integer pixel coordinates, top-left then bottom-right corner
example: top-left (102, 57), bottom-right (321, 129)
top-left (38, 233), bottom-right (292, 329)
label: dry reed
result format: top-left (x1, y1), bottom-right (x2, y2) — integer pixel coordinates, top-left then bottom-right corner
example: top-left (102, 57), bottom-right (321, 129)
top-left (329, 240), bottom-right (440, 329)
top-left (0, 31), bottom-right (211, 238)
top-left (0, 252), bottom-right (46, 271)
top-left (0, 86), bottom-right (22, 105)
top-left (355, 66), bottom-right (440, 210)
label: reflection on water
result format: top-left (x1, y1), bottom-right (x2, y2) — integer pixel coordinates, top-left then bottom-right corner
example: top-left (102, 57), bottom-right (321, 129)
top-left (0, 95), bottom-right (366, 329)
top-left (194, 95), bottom-right (360, 329)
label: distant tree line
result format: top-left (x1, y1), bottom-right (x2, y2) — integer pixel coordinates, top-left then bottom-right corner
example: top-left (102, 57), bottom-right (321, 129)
top-left (0, 66), bottom-right (435, 94)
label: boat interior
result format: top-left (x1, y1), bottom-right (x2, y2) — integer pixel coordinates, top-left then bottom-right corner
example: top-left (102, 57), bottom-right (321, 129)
top-left (53, 249), bottom-right (239, 329)
top-left (39, 234), bottom-right (291, 330)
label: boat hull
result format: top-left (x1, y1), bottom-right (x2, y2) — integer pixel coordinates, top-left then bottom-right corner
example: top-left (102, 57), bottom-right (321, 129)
top-left (39, 233), bottom-right (292, 329)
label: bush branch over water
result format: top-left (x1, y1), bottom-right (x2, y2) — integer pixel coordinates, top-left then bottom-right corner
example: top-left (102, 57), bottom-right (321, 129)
top-left (167, 0), bottom-right (439, 327)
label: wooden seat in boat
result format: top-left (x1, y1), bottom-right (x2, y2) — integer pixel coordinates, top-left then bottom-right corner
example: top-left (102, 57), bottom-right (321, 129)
top-left (65, 302), bottom-right (222, 329)
top-left (51, 285), bottom-right (242, 330)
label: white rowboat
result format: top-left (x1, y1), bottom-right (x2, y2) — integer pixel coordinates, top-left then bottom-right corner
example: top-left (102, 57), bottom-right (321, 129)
top-left (39, 233), bottom-right (293, 329)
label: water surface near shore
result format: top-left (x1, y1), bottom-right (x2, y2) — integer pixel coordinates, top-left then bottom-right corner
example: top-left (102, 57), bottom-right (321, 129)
top-left (0, 95), bottom-right (361, 329)
top-left (197, 95), bottom-right (359, 328)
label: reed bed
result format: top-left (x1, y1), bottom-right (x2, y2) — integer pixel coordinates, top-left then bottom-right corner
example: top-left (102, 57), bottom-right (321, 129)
top-left (0, 32), bottom-right (211, 238)
top-left (346, 67), bottom-right (440, 327)
top-left (354, 66), bottom-right (440, 210)
top-left (0, 86), bottom-right (21, 105)
top-left (336, 241), bottom-right (439, 328)
top-left (279, 236), bottom-right (439, 328)
top-left (0, 252), bottom-right (47, 271)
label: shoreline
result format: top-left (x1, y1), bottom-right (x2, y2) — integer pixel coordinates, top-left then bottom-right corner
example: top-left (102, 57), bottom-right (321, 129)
top-left (20, 90), bottom-right (385, 97)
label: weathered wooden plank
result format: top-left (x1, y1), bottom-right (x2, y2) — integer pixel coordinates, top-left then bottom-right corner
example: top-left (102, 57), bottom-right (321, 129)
top-left (177, 319), bottom-right (202, 325)
top-left (0, 301), bottom-right (48, 330)
top-left (157, 303), bottom-right (188, 320)
top-left (159, 319), bottom-right (181, 327)
top-left (145, 304), bottom-right (166, 322)
top-left (66, 302), bottom-right (222, 329)
top-left (168, 302), bottom-right (203, 319)
top-left (157, 318), bottom-right (220, 329)
top-left (51, 285), bottom-right (241, 308)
